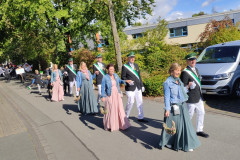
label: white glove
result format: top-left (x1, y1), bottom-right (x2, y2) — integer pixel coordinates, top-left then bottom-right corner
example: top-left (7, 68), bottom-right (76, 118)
top-left (142, 87), bottom-right (145, 92)
top-left (93, 84), bottom-right (95, 90)
top-left (190, 81), bottom-right (196, 89)
top-left (129, 81), bottom-right (134, 86)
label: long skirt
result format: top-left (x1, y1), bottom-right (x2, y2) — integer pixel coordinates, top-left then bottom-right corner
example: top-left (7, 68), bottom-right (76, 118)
top-left (78, 78), bottom-right (98, 114)
top-left (51, 80), bottom-right (64, 102)
top-left (103, 86), bottom-right (130, 131)
top-left (159, 102), bottom-right (200, 152)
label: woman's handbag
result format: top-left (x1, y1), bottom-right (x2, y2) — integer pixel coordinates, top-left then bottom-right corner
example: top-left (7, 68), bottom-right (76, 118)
top-left (172, 104), bottom-right (180, 116)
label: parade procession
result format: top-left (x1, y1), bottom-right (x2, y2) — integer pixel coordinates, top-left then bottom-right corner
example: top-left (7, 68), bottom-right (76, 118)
top-left (1, 1), bottom-right (240, 160)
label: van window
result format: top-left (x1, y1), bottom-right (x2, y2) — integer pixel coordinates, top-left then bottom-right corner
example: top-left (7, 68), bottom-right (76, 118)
top-left (197, 46), bottom-right (240, 63)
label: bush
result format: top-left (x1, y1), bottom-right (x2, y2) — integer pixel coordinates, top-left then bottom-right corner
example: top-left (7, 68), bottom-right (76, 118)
top-left (145, 45), bottom-right (189, 73)
top-left (143, 73), bottom-right (168, 97)
top-left (72, 48), bottom-right (98, 70)
top-left (103, 50), bottom-right (116, 65)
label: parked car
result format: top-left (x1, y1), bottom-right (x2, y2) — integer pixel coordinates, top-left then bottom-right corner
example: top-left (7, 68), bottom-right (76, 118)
top-left (196, 40), bottom-right (240, 97)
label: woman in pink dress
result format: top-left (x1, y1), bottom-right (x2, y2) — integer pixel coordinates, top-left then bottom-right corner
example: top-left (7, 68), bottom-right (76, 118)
top-left (101, 64), bottom-right (131, 131)
top-left (51, 64), bottom-right (64, 102)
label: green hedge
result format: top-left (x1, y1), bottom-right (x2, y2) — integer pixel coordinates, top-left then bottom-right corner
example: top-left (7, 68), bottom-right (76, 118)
top-left (143, 73), bottom-right (168, 97)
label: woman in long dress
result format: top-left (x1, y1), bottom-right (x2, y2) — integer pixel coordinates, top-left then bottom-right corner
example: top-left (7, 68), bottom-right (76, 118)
top-left (159, 63), bottom-right (200, 152)
top-left (51, 64), bottom-right (64, 102)
top-left (76, 62), bottom-right (98, 114)
top-left (101, 64), bottom-right (131, 131)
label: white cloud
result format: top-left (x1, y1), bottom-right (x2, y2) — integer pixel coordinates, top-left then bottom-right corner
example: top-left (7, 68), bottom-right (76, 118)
top-left (237, 5), bottom-right (240, 10)
top-left (165, 11), bottom-right (194, 21)
top-left (137, 0), bottom-right (178, 24)
top-left (201, 0), bottom-right (216, 7)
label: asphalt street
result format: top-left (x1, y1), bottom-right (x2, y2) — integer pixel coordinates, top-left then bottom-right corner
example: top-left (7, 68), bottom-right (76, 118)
top-left (0, 78), bottom-right (240, 160)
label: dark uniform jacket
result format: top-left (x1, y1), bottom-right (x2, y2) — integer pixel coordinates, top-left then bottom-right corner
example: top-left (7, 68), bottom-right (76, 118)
top-left (180, 66), bottom-right (203, 103)
top-left (64, 64), bottom-right (77, 82)
top-left (121, 62), bottom-right (143, 92)
top-left (93, 62), bottom-right (106, 85)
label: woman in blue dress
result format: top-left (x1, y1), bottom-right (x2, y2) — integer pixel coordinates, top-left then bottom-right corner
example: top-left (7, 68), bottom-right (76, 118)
top-left (76, 62), bottom-right (98, 114)
top-left (159, 63), bottom-right (200, 152)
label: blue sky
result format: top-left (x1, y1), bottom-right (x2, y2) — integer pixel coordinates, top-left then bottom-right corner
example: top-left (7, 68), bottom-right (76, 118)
top-left (139, 0), bottom-right (240, 23)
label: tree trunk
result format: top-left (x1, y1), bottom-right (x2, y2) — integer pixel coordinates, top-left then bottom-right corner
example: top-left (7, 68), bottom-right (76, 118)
top-left (108, 0), bottom-right (122, 72)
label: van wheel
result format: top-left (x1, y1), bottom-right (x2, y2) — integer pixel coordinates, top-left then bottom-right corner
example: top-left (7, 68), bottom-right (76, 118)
top-left (232, 79), bottom-right (240, 98)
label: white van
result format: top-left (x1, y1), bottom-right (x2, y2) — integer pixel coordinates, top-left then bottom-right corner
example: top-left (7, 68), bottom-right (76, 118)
top-left (196, 40), bottom-right (240, 97)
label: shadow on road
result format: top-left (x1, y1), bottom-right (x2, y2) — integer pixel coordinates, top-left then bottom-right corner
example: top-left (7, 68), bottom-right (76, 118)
top-left (62, 104), bottom-right (79, 115)
top-left (121, 117), bottom-right (163, 149)
top-left (79, 115), bottom-right (104, 130)
top-left (204, 95), bottom-right (240, 114)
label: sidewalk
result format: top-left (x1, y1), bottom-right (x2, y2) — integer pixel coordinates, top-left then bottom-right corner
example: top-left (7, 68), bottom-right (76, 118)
top-left (0, 79), bottom-right (98, 160)
top-left (0, 83), bottom-right (40, 160)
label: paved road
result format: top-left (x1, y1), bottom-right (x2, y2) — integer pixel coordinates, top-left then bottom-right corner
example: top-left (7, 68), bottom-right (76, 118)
top-left (0, 78), bottom-right (240, 160)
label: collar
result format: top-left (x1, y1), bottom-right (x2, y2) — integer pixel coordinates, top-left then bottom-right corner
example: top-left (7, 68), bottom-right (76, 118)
top-left (169, 76), bottom-right (180, 85)
top-left (128, 62), bottom-right (134, 66)
top-left (188, 65), bottom-right (196, 71)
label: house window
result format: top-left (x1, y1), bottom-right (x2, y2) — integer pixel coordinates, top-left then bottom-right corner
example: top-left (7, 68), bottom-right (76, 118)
top-left (132, 33), bottom-right (143, 39)
top-left (169, 26), bottom-right (188, 38)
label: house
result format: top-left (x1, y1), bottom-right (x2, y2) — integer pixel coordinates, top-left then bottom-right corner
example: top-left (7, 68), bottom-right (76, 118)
top-left (123, 10), bottom-right (240, 49)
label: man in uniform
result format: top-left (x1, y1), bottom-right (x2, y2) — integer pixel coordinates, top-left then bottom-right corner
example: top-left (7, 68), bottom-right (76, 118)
top-left (63, 64), bottom-right (70, 96)
top-left (64, 58), bottom-right (78, 97)
top-left (121, 52), bottom-right (148, 123)
top-left (93, 54), bottom-right (106, 105)
top-left (180, 52), bottom-right (209, 138)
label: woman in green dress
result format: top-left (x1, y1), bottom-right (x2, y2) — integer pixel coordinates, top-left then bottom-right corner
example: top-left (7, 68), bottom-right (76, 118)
top-left (159, 63), bottom-right (200, 152)
top-left (76, 62), bottom-right (98, 115)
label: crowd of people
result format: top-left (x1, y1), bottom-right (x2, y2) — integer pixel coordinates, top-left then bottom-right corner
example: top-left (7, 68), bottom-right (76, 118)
top-left (0, 52), bottom-right (209, 152)
top-left (0, 63), bottom-right (31, 83)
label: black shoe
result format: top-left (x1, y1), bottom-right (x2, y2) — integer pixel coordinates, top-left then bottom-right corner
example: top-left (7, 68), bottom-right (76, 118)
top-left (138, 119), bottom-right (148, 123)
top-left (70, 94), bottom-right (74, 97)
top-left (196, 131), bottom-right (209, 138)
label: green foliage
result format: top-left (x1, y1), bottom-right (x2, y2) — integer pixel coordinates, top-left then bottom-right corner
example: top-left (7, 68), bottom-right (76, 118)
top-left (199, 17), bottom-right (240, 48)
top-left (207, 24), bottom-right (240, 46)
top-left (143, 74), bottom-right (168, 97)
top-left (192, 11), bottom-right (206, 17)
top-left (0, 0), bottom-right (155, 67)
top-left (120, 18), bottom-right (190, 96)
top-left (133, 22), bottom-right (143, 26)
top-left (72, 49), bottom-right (98, 71)
top-left (120, 18), bottom-right (168, 55)
top-left (102, 49), bottom-right (116, 65)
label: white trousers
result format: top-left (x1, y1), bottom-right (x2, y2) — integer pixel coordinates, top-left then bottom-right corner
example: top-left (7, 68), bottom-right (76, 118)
top-left (125, 88), bottom-right (144, 119)
top-left (69, 78), bottom-right (79, 96)
top-left (97, 85), bottom-right (101, 103)
top-left (187, 99), bottom-right (205, 132)
top-left (37, 84), bottom-right (41, 94)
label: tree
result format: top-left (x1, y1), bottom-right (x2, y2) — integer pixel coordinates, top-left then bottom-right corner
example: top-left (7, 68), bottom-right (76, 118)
top-left (198, 16), bottom-right (240, 48)
top-left (95, 0), bottom-right (155, 71)
top-left (0, 0), bottom-right (155, 68)
top-left (121, 18), bottom-right (168, 55)
top-left (133, 22), bottom-right (143, 26)
top-left (107, 0), bottom-right (122, 72)
top-left (192, 11), bottom-right (206, 17)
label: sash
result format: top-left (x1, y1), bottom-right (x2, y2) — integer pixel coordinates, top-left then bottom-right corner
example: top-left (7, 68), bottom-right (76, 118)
top-left (94, 63), bottom-right (105, 76)
top-left (124, 64), bottom-right (140, 80)
top-left (183, 68), bottom-right (201, 88)
top-left (67, 65), bottom-right (77, 75)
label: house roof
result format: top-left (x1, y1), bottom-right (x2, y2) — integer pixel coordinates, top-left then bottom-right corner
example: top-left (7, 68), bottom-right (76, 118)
top-left (123, 10), bottom-right (240, 35)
